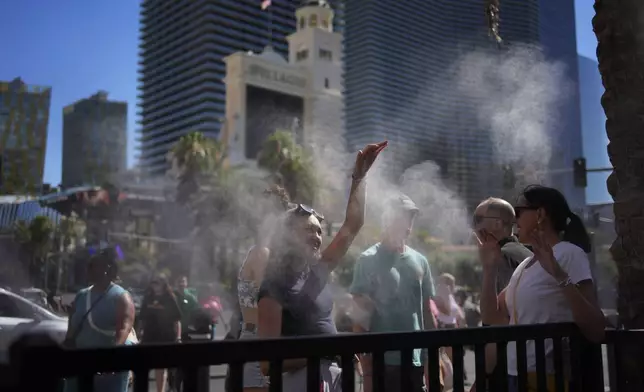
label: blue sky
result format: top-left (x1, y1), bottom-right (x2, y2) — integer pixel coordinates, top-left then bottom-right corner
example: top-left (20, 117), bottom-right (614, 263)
top-left (0, 0), bottom-right (600, 193)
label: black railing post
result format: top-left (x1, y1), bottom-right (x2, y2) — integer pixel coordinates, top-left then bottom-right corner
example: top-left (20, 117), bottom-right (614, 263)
top-left (9, 332), bottom-right (61, 391)
top-left (570, 331), bottom-right (603, 392)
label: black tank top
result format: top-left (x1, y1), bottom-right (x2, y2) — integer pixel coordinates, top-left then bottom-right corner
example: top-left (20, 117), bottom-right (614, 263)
top-left (258, 260), bottom-right (337, 336)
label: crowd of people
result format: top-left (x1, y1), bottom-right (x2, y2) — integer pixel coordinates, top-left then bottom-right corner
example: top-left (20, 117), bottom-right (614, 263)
top-left (60, 139), bottom-right (606, 392)
top-left (61, 247), bottom-right (215, 392)
top-left (230, 140), bottom-right (605, 392)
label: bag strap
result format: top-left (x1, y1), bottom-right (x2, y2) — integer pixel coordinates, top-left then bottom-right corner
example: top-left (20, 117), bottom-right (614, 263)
top-left (69, 284), bottom-right (114, 342)
top-left (511, 261), bottom-right (530, 325)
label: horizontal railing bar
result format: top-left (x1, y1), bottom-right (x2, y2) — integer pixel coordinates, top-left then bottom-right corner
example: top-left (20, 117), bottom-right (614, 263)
top-left (604, 329), bottom-right (644, 343)
top-left (12, 323), bottom-right (583, 376)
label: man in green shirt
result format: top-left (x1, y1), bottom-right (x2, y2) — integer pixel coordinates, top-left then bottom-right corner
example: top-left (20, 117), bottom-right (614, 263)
top-left (169, 275), bottom-right (201, 391)
top-left (350, 194), bottom-right (436, 392)
top-left (174, 275), bottom-right (200, 337)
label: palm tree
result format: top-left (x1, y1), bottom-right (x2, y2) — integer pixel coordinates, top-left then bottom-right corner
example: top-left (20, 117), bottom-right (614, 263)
top-left (257, 130), bottom-right (317, 205)
top-left (57, 215), bottom-right (84, 252)
top-left (169, 132), bottom-right (227, 205)
top-left (13, 216), bottom-right (54, 287)
top-left (168, 132), bottom-right (250, 282)
top-left (47, 215), bottom-right (84, 292)
top-left (593, 2), bottom-right (644, 387)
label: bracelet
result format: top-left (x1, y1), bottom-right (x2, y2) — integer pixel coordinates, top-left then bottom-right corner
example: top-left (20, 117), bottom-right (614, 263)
top-left (352, 173), bottom-right (364, 181)
top-left (557, 276), bottom-right (573, 288)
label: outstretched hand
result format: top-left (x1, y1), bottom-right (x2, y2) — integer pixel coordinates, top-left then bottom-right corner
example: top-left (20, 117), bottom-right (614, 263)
top-left (530, 227), bottom-right (562, 279)
top-left (474, 229), bottom-right (502, 269)
top-left (353, 141), bottom-right (388, 180)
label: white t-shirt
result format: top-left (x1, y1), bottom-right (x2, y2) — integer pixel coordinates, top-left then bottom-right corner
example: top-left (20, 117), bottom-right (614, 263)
top-left (436, 284), bottom-right (461, 325)
top-left (436, 294), bottom-right (461, 326)
top-left (505, 241), bottom-right (593, 376)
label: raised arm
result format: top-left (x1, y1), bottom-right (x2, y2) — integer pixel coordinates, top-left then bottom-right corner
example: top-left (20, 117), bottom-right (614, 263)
top-left (322, 141), bottom-right (387, 270)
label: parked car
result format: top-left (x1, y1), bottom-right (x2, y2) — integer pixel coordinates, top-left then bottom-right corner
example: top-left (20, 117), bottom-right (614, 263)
top-left (0, 288), bottom-right (67, 363)
top-left (19, 287), bottom-right (49, 309)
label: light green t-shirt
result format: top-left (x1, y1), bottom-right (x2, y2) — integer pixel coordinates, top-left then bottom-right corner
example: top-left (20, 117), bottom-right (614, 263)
top-left (350, 243), bottom-right (435, 366)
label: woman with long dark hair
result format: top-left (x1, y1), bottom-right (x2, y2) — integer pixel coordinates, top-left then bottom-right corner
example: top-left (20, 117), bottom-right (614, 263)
top-left (140, 275), bottom-right (182, 392)
top-left (257, 141), bottom-right (386, 392)
top-left (477, 185), bottom-right (605, 392)
top-left (237, 185), bottom-right (291, 392)
top-left (64, 247), bottom-right (136, 392)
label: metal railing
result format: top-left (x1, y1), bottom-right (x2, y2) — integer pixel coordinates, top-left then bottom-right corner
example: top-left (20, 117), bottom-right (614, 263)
top-left (3, 323), bottom-right (641, 392)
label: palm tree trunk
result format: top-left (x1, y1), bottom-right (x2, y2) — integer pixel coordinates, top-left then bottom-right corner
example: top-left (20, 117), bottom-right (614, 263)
top-left (594, 0), bottom-right (644, 388)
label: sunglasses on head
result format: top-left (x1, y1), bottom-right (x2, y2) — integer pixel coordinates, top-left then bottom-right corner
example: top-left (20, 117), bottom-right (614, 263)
top-left (292, 204), bottom-right (325, 222)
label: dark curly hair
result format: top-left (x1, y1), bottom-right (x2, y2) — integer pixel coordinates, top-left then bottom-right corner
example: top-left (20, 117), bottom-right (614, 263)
top-left (263, 184), bottom-right (291, 211)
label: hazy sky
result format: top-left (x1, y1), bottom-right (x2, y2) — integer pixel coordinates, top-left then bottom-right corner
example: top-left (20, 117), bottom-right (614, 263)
top-left (0, 0), bottom-right (598, 188)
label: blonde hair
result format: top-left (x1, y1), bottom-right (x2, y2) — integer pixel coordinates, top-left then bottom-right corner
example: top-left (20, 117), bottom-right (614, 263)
top-left (439, 273), bottom-right (456, 287)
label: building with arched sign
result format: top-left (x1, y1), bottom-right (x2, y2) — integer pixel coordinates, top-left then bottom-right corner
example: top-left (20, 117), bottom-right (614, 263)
top-left (137, 0), bottom-right (344, 176)
top-left (222, 0), bottom-right (343, 167)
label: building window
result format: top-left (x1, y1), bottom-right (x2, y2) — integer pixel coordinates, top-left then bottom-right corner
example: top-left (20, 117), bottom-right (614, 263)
top-left (324, 78), bottom-right (330, 89)
top-left (299, 17), bottom-right (306, 29)
top-left (296, 49), bottom-right (309, 62)
top-left (321, 18), bottom-right (329, 29)
top-left (310, 14), bottom-right (318, 27)
top-left (319, 49), bottom-right (333, 61)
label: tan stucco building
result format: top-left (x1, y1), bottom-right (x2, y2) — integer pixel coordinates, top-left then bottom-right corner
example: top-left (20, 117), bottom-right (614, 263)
top-left (222, 0), bottom-right (343, 167)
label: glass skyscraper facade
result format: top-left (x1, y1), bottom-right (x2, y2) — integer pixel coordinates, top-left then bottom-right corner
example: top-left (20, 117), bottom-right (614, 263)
top-left (343, 0), bottom-right (584, 210)
top-left (62, 91), bottom-right (128, 188)
top-left (138, 0), bottom-right (343, 175)
top-left (0, 78), bottom-right (51, 195)
top-left (578, 55), bottom-right (610, 205)
top-left (537, 0), bottom-right (585, 210)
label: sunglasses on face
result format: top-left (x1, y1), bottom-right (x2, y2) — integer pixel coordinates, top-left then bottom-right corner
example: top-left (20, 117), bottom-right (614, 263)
top-left (514, 206), bottom-right (539, 218)
top-left (293, 204), bottom-right (325, 222)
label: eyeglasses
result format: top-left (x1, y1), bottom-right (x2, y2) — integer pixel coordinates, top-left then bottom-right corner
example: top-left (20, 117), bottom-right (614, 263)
top-left (472, 215), bottom-right (503, 226)
top-left (292, 204), bottom-right (325, 222)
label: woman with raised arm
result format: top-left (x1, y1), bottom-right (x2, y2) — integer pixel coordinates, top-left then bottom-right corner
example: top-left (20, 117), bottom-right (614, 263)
top-left (476, 185), bottom-right (605, 392)
top-left (237, 185), bottom-right (291, 392)
top-left (257, 141), bottom-right (387, 392)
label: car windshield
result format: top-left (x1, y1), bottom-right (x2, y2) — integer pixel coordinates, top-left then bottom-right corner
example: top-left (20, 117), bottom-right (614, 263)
top-left (23, 293), bottom-right (48, 307)
top-left (13, 293), bottom-right (63, 320)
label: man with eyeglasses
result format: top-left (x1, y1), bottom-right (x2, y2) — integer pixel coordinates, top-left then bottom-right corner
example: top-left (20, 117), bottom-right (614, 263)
top-left (470, 197), bottom-right (533, 392)
top-left (472, 198), bottom-right (533, 294)
top-left (350, 194), bottom-right (436, 392)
